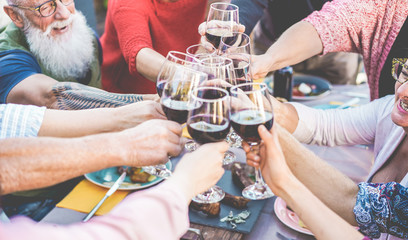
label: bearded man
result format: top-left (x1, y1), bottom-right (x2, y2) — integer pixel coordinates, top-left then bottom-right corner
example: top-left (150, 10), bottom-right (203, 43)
top-left (0, 0), bottom-right (165, 221)
top-left (1, 0), bottom-right (157, 110)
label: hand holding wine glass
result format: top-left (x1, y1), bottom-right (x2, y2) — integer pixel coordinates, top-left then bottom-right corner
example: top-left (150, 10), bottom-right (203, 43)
top-left (199, 56), bottom-right (237, 164)
top-left (230, 82), bottom-right (274, 200)
top-left (187, 86), bottom-right (231, 203)
top-left (201, 2), bottom-right (241, 49)
top-left (144, 66), bottom-right (207, 178)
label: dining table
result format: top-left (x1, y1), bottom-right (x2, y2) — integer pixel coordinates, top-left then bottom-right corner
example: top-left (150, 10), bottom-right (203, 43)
top-left (41, 82), bottom-right (374, 240)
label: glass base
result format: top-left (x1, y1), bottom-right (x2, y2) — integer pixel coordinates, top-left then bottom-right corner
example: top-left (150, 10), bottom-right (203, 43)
top-left (192, 185), bottom-right (225, 203)
top-left (242, 183), bottom-right (274, 200)
top-left (142, 164), bottom-right (172, 179)
top-left (185, 140), bottom-right (197, 152)
top-left (223, 151), bottom-right (236, 165)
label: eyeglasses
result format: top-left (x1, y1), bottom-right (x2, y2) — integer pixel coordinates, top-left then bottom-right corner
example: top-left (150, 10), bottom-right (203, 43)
top-left (392, 58), bottom-right (408, 84)
top-left (10, 0), bottom-right (74, 17)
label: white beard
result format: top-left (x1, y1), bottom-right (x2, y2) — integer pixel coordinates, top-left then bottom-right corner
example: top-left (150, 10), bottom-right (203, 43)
top-left (22, 12), bottom-right (95, 80)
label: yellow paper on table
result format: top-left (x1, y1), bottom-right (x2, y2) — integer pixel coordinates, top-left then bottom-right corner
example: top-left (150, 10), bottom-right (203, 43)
top-left (182, 125), bottom-right (192, 139)
top-left (56, 179), bottom-right (129, 216)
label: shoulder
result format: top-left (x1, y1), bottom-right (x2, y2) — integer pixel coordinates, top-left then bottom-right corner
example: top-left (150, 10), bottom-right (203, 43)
top-left (0, 23), bottom-right (30, 52)
top-left (0, 49), bottom-right (41, 71)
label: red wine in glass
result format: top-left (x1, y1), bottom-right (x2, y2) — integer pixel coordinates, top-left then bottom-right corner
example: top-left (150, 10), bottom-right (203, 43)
top-left (161, 98), bottom-right (190, 124)
top-left (231, 109), bottom-right (274, 143)
top-left (206, 28), bottom-right (233, 49)
top-left (187, 115), bottom-right (230, 144)
top-left (232, 58), bottom-right (249, 79)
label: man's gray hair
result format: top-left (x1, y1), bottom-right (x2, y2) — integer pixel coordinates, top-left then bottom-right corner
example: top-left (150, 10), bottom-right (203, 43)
top-left (7, 0), bottom-right (25, 6)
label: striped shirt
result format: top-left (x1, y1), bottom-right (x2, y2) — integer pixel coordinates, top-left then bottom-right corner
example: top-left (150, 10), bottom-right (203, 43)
top-left (0, 104), bottom-right (45, 139)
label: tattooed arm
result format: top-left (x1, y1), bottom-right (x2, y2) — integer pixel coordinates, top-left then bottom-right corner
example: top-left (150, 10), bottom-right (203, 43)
top-left (50, 82), bottom-right (158, 110)
top-left (6, 74), bottom-right (158, 110)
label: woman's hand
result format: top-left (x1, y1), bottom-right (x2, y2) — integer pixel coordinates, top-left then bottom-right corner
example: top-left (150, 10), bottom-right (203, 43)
top-left (242, 124), bottom-right (296, 195)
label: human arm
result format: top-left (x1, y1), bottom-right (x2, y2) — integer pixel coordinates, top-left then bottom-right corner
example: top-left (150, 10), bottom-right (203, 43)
top-left (245, 124), bottom-right (359, 225)
top-left (0, 50), bottom-right (155, 109)
top-left (251, 21), bottom-right (323, 79)
top-left (0, 119), bottom-right (183, 194)
top-left (288, 96), bottom-right (392, 146)
top-left (135, 48), bottom-right (166, 82)
top-left (8, 76), bottom-right (156, 110)
top-left (38, 100), bottom-right (166, 137)
top-left (251, 0), bottom-right (379, 80)
top-left (0, 142), bottom-right (228, 240)
top-left (249, 125), bottom-right (363, 240)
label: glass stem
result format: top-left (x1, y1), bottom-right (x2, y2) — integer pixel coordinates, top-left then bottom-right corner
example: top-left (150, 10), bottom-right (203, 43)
top-left (254, 168), bottom-right (264, 184)
top-left (249, 142), bottom-right (266, 185)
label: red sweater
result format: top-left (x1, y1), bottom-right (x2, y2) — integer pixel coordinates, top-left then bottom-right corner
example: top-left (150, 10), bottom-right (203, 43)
top-left (100, 0), bottom-right (207, 94)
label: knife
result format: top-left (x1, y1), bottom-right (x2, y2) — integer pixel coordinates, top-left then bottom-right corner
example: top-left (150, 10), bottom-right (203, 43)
top-left (336, 97), bottom-right (360, 109)
top-left (82, 171), bottom-right (126, 222)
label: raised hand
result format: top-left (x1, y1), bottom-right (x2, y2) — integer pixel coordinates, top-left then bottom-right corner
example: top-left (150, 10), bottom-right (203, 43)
top-left (242, 124), bottom-right (296, 195)
top-left (118, 119), bottom-right (183, 167)
top-left (171, 142), bottom-right (229, 200)
top-left (116, 100), bottom-right (166, 128)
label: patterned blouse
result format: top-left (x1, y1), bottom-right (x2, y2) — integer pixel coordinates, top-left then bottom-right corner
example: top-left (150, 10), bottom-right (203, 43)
top-left (354, 182), bottom-right (408, 238)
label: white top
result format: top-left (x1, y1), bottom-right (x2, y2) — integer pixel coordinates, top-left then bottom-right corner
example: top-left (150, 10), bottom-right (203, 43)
top-left (291, 95), bottom-right (407, 240)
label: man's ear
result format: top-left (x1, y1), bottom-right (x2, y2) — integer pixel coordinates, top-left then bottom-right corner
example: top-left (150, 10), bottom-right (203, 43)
top-left (3, 6), bottom-right (24, 28)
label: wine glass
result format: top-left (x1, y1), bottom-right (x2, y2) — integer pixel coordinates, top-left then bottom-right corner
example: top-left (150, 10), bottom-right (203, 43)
top-left (199, 56), bottom-right (237, 164)
top-left (222, 53), bottom-right (252, 148)
top-left (229, 82), bottom-right (274, 200)
top-left (219, 31), bottom-right (251, 56)
top-left (186, 43), bottom-right (217, 61)
top-left (187, 86), bottom-right (231, 203)
top-left (205, 2), bottom-right (239, 49)
top-left (156, 51), bottom-right (201, 97)
top-left (161, 66), bottom-right (208, 124)
top-left (143, 65), bottom-right (207, 178)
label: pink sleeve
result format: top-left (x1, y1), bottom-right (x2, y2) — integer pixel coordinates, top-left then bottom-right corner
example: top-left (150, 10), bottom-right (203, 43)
top-left (303, 0), bottom-right (380, 54)
top-left (0, 181), bottom-right (189, 240)
top-left (111, 1), bottom-right (152, 75)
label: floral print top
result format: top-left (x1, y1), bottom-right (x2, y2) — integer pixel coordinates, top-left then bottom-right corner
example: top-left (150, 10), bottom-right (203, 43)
top-left (354, 182), bottom-right (408, 238)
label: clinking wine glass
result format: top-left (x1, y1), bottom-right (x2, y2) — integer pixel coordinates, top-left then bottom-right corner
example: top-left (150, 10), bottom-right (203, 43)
top-left (186, 43), bottom-right (217, 61)
top-left (230, 82), bottom-right (274, 200)
top-left (222, 53), bottom-right (252, 148)
top-left (199, 56), bottom-right (237, 164)
top-left (205, 2), bottom-right (239, 49)
top-left (143, 65), bottom-right (207, 178)
top-left (156, 51), bottom-right (201, 97)
top-left (219, 31), bottom-right (252, 56)
top-left (187, 86), bottom-right (231, 203)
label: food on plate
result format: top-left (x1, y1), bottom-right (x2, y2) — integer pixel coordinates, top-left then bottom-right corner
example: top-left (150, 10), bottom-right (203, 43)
top-left (220, 210), bottom-right (251, 228)
top-left (222, 192), bottom-right (251, 209)
top-left (298, 219), bottom-right (309, 229)
top-left (298, 83), bottom-right (312, 94)
top-left (231, 162), bottom-right (255, 189)
top-left (293, 82), bottom-right (325, 97)
top-left (117, 166), bottom-right (156, 183)
top-left (190, 201), bottom-right (221, 217)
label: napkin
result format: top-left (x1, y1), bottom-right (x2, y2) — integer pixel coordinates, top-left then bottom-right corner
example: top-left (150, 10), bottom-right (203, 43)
top-left (56, 179), bottom-right (129, 216)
